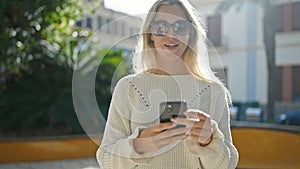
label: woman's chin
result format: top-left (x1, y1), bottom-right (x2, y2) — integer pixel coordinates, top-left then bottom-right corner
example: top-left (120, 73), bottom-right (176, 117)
top-left (157, 50), bottom-right (182, 60)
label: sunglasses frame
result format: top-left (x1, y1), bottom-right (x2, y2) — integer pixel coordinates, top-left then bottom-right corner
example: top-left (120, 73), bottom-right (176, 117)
top-left (149, 19), bottom-right (193, 36)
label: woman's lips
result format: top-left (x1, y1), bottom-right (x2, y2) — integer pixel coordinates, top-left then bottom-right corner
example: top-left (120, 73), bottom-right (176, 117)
top-left (164, 43), bottom-right (179, 49)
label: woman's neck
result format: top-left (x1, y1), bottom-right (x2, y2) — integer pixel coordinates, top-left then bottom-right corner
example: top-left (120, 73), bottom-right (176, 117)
top-left (150, 59), bottom-right (191, 75)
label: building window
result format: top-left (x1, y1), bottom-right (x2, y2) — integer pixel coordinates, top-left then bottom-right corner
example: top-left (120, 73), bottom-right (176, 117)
top-left (292, 66), bottom-right (300, 101)
top-left (97, 16), bottom-right (102, 30)
top-left (107, 18), bottom-right (112, 34)
top-left (86, 17), bottom-right (92, 29)
top-left (207, 14), bottom-right (222, 47)
top-left (275, 2), bottom-right (300, 32)
top-left (121, 22), bottom-right (125, 36)
top-left (274, 5), bottom-right (284, 32)
top-left (292, 2), bottom-right (300, 31)
top-left (114, 21), bottom-right (118, 34)
top-left (76, 21), bottom-right (82, 27)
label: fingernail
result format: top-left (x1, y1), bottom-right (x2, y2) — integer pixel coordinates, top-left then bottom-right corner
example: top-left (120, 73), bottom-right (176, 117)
top-left (170, 123), bottom-right (177, 128)
top-left (170, 118), bottom-right (176, 122)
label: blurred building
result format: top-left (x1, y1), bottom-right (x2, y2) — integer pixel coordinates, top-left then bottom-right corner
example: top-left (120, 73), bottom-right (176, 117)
top-left (190, 0), bottom-right (300, 120)
top-left (76, 0), bottom-right (141, 55)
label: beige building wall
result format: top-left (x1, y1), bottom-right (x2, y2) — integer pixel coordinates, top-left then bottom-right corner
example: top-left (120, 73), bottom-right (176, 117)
top-left (191, 0), bottom-right (300, 105)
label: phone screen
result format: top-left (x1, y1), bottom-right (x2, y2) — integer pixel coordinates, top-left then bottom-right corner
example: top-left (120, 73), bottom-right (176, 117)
top-left (160, 101), bottom-right (187, 123)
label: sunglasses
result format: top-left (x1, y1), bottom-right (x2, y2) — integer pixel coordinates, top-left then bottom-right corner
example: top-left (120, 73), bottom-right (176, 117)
top-left (149, 19), bottom-right (192, 36)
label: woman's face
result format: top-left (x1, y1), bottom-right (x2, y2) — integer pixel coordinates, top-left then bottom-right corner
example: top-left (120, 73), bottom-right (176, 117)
top-left (150, 4), bottom-right (190, 61)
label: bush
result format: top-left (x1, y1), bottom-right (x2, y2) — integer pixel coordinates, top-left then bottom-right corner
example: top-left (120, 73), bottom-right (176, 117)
top-left (0, 57), bottom-right (83, 137)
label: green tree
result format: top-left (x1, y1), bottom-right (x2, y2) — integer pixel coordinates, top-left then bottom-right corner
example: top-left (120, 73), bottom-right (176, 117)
top-left (0, 0), bottom-right (89, 136)
top-left (0, 0), bottom-right (94, 82)
top-left (217, 0), bottom-right (278, 122)
top-left (0, 0), bottom-right (128, 137)
top-left (0, 48), bottom-right (126, 137)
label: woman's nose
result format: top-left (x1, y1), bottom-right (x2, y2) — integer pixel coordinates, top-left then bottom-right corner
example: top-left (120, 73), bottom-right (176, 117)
top-left (166, 26), bottom-right (176, 37)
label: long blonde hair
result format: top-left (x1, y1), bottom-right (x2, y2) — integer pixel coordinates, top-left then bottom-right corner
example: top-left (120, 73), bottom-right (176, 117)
top-left (133, 0), bottom-right (232, 103)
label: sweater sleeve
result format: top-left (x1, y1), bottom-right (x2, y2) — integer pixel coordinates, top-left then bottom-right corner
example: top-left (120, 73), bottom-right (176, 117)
top-left (184, 84), bottom-right (239, 169)
top-left (96, 77), bottom-right (154, 169)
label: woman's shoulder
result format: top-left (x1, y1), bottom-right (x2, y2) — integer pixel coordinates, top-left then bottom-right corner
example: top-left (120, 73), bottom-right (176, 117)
top-left (114, 74), bottom-right (133, 87)
top-left (117, 73), bottom-right (144, 82)
top-left (210, 81), bottom-right (227, 94)
top-left (195, 79), bottom-right (226, 95)
top-left (210, 81), bottom-right (224, 90)
top-left (113, 73), bottom-right (145, 88)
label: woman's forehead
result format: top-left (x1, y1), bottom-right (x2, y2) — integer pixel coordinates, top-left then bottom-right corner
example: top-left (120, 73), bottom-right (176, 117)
top-left (154, 5), bottom-right (187, 21)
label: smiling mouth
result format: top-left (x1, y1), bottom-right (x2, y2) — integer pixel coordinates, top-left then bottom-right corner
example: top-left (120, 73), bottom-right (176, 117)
top-left (164, 43), bottom-right (179, 48)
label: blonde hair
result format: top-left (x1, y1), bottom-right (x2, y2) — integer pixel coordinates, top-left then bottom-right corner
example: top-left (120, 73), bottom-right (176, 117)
top-left (133, 0), bottom-right (232, 103)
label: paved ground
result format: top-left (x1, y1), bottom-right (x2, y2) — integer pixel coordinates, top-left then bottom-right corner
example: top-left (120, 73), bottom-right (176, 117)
top-left (0, 158), bottom-right (100, 169)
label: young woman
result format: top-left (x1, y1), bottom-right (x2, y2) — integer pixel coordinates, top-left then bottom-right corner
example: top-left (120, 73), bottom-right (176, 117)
top-left (97, 0), bottom-right (239, 168)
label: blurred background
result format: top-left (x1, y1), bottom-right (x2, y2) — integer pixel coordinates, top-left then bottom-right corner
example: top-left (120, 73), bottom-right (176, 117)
top-left (0, 0), bottom-right (299, 168)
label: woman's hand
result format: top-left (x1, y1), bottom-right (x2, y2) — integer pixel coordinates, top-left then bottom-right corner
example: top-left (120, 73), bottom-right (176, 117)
top-left (171, 109), bottom-right (213, 146)
top-left (133, 122), bottom-right (188, 154)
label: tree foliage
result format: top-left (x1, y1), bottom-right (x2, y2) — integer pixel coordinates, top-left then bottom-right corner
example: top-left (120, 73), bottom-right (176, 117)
top-left (0, 0), bottom-right (128, 137)
top-left (0, 49), bottom-right (126, 137)
top-left (0, 0), bottom-right (90, 81)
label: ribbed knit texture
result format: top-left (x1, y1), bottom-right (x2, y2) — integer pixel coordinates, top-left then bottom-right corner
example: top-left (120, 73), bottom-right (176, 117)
top-left (96, 72), bottom-right (239, 169)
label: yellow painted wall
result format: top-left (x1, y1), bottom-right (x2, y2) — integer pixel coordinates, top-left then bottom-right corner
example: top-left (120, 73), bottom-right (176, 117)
top-left (232, 129), bottom-right (300, 169)
top-left (0, 128), bottom-right (300, 169)
top-left (0, 138), bottom-right (100, 163)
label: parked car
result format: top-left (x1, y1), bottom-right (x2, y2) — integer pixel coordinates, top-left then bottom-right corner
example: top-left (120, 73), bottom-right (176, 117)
top-left (278, 111), bottom-right (300, 126)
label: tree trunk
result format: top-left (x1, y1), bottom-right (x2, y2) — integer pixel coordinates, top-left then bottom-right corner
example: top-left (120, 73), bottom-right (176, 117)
top-left (263, 3), bottom-right (277, 122)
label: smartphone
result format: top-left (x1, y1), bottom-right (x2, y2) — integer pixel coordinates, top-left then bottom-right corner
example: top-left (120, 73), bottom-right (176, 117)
top-left (160, 101), bottom-right (187, 123)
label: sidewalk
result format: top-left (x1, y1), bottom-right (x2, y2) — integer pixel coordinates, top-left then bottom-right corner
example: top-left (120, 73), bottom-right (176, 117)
top-left (0, 158), bottom-right (100, 169)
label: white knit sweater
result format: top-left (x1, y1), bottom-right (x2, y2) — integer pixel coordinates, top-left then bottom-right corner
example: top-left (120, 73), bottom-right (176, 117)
top-left (96, 72), bottom-right (239, 169)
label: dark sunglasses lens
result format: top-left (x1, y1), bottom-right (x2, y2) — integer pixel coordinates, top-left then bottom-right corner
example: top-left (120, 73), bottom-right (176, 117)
top-left (150, 20), bottom-right (169, 36)
top-left (150, 20), bottom-right (191, 36)
top-left (173, 20), bottom-right (192, 35)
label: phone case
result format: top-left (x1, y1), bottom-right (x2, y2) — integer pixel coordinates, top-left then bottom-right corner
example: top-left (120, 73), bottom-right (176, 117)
top-left (160, 101), bottom-right (187, 123)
